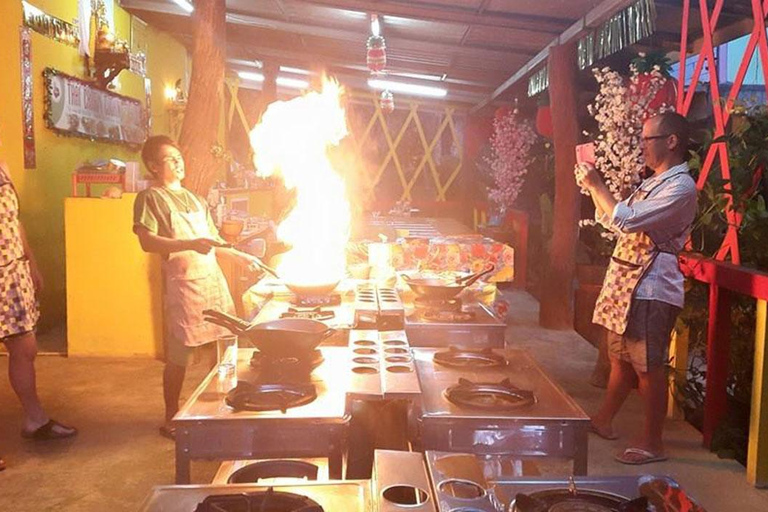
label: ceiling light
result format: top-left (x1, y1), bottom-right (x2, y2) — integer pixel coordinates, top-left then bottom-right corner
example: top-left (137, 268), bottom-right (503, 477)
top-left (277, 77), bottom-right (310, 89)
top-left (279, 66), bottom-right (311, 75)
top-left (368, 79), bottom-right (447, 98)
top-left (390, 71), bottom-right (445, 82)
top-left (237, 70), bottom-right (265, 82)
top-left (170, 0), bottom-right (194, 13)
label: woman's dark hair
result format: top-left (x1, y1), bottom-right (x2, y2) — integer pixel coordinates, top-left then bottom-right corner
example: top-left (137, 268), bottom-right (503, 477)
top-left (141, 135), bottom-right (180, 173)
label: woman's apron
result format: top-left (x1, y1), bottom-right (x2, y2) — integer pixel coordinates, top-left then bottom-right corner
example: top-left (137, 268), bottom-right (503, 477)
top-left (0, 163), bottom-right (40, 338)
top-left (155, 187), bottom-right (235, 347)
top-left (592, 176), bottom-right (681, 335)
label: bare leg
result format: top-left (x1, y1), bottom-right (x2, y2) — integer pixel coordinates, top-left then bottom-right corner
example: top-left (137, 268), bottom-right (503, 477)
top-left (632, 366), bottom-right (668, 455)
top-left (591, 357), bottom-right (636, 438)
top-left (163, 362), bottom-right (186, 425)
top-left (3, 332), bottom-right (48, 430)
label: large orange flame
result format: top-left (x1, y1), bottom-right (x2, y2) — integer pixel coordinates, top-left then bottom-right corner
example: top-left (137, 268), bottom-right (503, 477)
top-left (249, 78), bottom-right (351, 286)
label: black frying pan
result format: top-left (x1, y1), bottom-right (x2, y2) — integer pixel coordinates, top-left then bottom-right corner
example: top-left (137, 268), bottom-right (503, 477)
top-left (203, 310), bottom-right (336, 356)
top-left (402, 264), bottom-right (495, 300)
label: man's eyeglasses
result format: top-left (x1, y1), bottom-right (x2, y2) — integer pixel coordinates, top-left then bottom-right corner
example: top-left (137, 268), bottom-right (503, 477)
top-left (642, 134), bottom-right (672, 142)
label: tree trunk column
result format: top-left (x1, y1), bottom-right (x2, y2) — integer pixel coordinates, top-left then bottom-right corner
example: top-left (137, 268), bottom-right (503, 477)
top-left (539, 42), bottom-right (580, 329)
top-left (179, 0), bottom-right (226, 196)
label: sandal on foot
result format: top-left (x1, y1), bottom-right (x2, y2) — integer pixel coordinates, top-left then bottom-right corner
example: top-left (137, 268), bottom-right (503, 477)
top-left (21, 420), bottom-right (78, 441)
top-left (588, 422), bottom-right (618, 440)
top-left (615, 447), bottom-right (667, 465)
top-left (159, 425), bottom-right (176, 440)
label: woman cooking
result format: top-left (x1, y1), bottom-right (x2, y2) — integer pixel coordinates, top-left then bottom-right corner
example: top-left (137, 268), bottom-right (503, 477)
top-left (133, 135), bottom-right (262, 439)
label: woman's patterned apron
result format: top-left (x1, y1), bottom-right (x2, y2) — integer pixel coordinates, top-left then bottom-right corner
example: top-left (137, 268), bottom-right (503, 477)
top-left (0, 163), bottom-right (39, 338)
top-left (154, 187), bottom-right (235, 347)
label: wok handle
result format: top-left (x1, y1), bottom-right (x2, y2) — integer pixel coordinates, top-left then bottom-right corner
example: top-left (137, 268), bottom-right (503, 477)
top-left (202, 309), bottom-right (251, 331)
top-left (459, 263), bottom-right (496, 287)
top-left (203, 315), bottom-right (245, 336)
top-left (322, 328), bottom-right (337, 340)
top-left (401, 274), bottom-right (412, 282)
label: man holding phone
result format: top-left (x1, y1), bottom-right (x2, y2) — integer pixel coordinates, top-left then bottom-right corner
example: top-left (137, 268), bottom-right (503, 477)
top-left (575, 112), bottom-right (697, 465)
top-left (134, 136), bottom-right (263, 439)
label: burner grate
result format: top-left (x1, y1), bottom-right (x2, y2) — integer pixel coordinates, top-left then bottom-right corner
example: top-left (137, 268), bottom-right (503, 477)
top-left (194, 488), bottom-right (324, 512)
top-left (434, 347), bottom-right (506, 369)
top-left (413, 296), bottom-right (462, 312)
top-left (249, 350), bottom-right (324, 382)
top-left (225, 382), bottom-right (317, 413)
top-left (512, 479), bottom-right (648, 512)
top-left (444, 378), bottom-right (536, 411)
top-left (280, 307), bottom-right (335, 321)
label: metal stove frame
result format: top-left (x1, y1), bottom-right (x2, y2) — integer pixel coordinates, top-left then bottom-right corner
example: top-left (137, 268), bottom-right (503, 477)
top-left (413, 348), bottom-right (590, 475)
top-left (173, 347), bottom-right (350, 484)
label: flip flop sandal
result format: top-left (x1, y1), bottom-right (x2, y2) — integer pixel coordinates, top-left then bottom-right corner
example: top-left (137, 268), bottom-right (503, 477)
top-left (615, 447), bottom-right (668, 465)
top-left (21, 419), bottom-right (78, 441)
top-left (159, 425), bottom-right (176, 440)
top-left (589, 422), bottom-right (619, 440)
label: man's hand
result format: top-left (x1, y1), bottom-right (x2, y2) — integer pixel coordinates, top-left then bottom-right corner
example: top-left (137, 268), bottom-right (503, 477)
top-left (575, 162), bottom-right (603, 191)
top-left (186, 238), bottom-right (219, 255)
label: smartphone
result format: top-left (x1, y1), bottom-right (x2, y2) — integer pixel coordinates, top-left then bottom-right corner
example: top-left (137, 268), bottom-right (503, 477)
top-left (575, 142), bottom-right (596, 166)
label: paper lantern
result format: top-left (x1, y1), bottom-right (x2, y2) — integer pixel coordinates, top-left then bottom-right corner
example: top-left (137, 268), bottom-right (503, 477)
top-left (366, 35), bottom-right (387, 74)
top-left (535, 105), bottom-right (553, 138)
top-left (380, 90), bottom-right (394, 113)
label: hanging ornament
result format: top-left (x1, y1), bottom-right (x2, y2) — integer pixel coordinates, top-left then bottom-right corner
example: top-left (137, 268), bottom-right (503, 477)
top-left (380, 90), bottom-right (394, 113)
top-left (366, 15), bottom-right (387, 74)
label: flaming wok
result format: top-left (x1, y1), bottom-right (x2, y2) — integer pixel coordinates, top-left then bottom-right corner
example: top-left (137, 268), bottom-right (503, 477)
top-left (249, 258), bottom-right (340, 298)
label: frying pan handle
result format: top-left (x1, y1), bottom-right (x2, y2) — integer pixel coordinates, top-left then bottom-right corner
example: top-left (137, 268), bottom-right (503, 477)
top-left (321, 328), bottom-right (337, 340)
top-left (202, 309), bottom-right (251, 332)
top-left (460, 263), bottom-right (496, 287)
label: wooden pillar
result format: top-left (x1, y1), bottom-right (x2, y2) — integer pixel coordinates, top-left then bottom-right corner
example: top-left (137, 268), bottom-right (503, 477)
top-left (178, 0), bottom-right (226, 196)
top-left (539, 42), bottom-right (580, 329)
top-left (703, 284), bottom-right (732, 447)
top-left (748, 298), bottom-right (768, 487)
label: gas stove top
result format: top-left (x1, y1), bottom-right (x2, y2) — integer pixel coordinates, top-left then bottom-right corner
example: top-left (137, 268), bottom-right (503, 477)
top-left (174, 348), bottom-right (349, 421)
top-left (414, 348), bottom-right (587, 421)
top-left (403, 297), bottom-right (505, 348)
top-left (140, 482), bottom-right (372, 512)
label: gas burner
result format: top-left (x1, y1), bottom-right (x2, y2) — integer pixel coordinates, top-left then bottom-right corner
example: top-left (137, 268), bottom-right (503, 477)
top-left (194, 488), bottom-right (324, 512)
top-left (414, 297), bottom-right (462, 312)
top-left (225, 381), bottom-right (317, 413)
top-left (512, 481), bottom-right (648, 512)
top-left (433, 347), bottom-right (507, 369)
top-left (291, 294), bottom-right (341, 308)
top-left (444, 378), bottom-right (536, 411)
top-left (250, 350), bottom-right (324, 381)
top-left (280, 307), bottom-right (335, 321)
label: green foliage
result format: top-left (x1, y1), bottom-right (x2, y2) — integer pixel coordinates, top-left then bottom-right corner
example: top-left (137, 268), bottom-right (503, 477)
top-left (630, 51), bottom-right (673, 77)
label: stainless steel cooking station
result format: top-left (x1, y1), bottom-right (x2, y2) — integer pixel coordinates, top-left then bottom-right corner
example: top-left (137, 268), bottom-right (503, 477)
top-left (139, 481), bottom-right (372, 512)
top-left (423, 449), bottom-right (654, 512)
top-left (403, 295), bottom-right (506, 348)
top-left (413, 348), bottom-right (590, 475)
top-left (172, 347), bottom-right (350, 484)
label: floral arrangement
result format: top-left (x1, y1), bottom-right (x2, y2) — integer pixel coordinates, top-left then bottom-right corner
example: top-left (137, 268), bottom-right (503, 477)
top-left (485, 107), bottom-right (538, 211)
top-left (579, 53), bottom-right (676, 239)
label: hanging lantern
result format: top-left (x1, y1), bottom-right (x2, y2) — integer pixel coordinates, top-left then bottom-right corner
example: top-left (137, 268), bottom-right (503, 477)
top-left (535, 105), bottom-right (553, 138)
top-left (366, 14), bottom-right (386, 74)
top-left (380, 90), bottom-right (394, 113)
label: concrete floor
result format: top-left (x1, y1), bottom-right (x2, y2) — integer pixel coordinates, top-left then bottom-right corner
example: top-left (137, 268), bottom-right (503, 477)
top-left (1, 290), bottom-right (767, 511)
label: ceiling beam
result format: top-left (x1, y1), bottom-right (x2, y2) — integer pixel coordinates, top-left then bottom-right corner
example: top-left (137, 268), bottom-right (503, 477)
top-left (299, 0), bottom-right (572, 34)
top-left (471, 0), bottom-right (643, 113)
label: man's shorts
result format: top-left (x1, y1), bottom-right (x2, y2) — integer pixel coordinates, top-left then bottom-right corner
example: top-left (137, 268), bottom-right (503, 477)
top-left (607, 299), bottom-right (681, 373)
